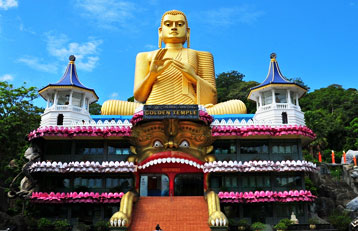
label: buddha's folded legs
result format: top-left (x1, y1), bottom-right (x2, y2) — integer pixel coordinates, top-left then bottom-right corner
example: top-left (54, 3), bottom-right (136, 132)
top-left (101, 99), bottom-right (246, 115)
top-left (101, 100), bottom-right (142, 115)
top-left (206, 99), bottom-right (247, 115)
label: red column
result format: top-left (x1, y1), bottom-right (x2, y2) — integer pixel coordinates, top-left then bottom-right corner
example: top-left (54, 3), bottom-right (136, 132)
top-left (318, 152), bottom-right (322, 163)
top-left (135, 172), bottom-right (140, 193)
top-left (331, 150), bottom-right (335, 164)
top-left (204, 173), bottom-right (209, 191)
top-left (168, 173), bottom-right (176, 196)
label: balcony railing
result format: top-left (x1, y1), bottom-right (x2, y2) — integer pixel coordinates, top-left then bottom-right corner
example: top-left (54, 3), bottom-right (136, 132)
top-left (44, 105), bottom-right (88, 114)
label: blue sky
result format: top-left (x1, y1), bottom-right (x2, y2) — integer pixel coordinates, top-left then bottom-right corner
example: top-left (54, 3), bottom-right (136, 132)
top-left (0, 0), bottom-right (357, 108)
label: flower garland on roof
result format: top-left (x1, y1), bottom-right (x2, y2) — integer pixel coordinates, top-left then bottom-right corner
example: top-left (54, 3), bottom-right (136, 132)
top-left (30, 192), bottom-right (124, 203)
top-left (204, 160), bottom-right (318, 173)
top-left (218, 190), bottom-right (316, 203)
top-left (29, 161), bottom-right (136, 173)
top-left (211, 125), bottom-right (315, 139)
top-left (28, 126), bottom-right (131, 140)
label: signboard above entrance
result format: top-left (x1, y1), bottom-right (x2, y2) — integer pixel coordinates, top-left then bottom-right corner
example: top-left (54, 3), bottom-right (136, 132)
top-left (143, 105), bottom-right (199, 120)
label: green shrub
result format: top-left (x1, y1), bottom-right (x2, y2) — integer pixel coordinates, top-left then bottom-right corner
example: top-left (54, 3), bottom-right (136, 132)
top-left (330, 167), bottom-right (342, 180)
top-left (304, 153), bottom-right (315, 162)
top-left (24, 216), bottom-right (38, 231)
top-left (328, 211), bottom-right (351, 231)
top-left (53, 219), bottom-right (70, 231)
top-left (237, 218), bottom-right (249, 226)
top-left (37, 218), bottom-right (53, 231)
top-left (278, 218), bottom-right (293, 227)
top-left (77, 222), bottom-right (91, 231)
top-left (308, 218), bottom-right (319, 225)
top-left (273, 222), bottom-right (287, 230)
top-left (250, 222), bottom-right (266, 231)
top-left (94, 220), bottom-right (110, 231)
top-left (304, 176), bottom-right (318, 195)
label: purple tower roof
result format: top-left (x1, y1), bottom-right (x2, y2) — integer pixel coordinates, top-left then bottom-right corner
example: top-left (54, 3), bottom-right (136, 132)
top-left (39, 55), bottom-right (98, 100)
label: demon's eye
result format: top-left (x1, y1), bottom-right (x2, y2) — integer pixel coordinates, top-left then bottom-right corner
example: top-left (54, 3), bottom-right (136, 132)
top-left (179, 140), bottom-right (190, 148)
top-left (153, 140), bottom-right (163, 148)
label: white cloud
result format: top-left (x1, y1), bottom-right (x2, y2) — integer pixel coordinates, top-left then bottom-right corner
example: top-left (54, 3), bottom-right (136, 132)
top-left (110, 92), bottom-right (119, 99)
top-left (17, 33), bottom-right (102, 73)
top-left (0, 0), bottom-right (18, 10)
top-left (17, 56), bottom-right (58, 73)
top-left (0, 74), bottom-right (14, 81)
top-left (145, 44), bottom-right (156, 50)
top-left (75, 0), bottom-right (137, 30)
top-left (198, 6), bottom-right (264, 27)
top-left (46, 33), bottom-right (102, 72)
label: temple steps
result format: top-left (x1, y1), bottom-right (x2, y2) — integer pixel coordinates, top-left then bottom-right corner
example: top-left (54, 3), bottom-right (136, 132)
top-left (129, 196), bottom-right (210, 231)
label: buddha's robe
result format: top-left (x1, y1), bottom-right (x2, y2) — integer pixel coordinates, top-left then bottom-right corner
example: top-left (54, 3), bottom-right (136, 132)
top-left (101, 48), bottom-right (246, 115)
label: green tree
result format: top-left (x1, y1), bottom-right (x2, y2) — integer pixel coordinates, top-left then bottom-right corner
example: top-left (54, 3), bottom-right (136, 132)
top-left (345, 118), bottom-right (358, 150)
top-left (216, 71), bottom-right (259, 113)
top-left (0, 81), bottom-right (42, 188)
top-left (89, 102), bottom-right (102, 115)
top-left (300, 85), bottom-right (358, 152)
top-left (287, 77), bottom-right (310, 91)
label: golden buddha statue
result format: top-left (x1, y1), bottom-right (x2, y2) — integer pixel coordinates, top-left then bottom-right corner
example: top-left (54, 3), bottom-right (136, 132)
top-left (101, 10), bottom-right (246, 115)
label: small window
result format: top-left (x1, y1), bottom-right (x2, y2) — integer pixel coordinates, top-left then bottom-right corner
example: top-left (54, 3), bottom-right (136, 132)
top-left (275, 90), bottom-right (287, 103)
top-left (46, 141), bottom-right (71, 155)
top-left (75, 141), bottom-right (104, 155)
top-left (57, 92), bottom-right (70, 105)
top-left (57, 114), bottom-right (64, 125)
top-left (108, 141), bottom-right (131, 155)
top-left (290, 93), bottom-right (297, 105)
top-left (72, 92), bottom-right (83, 107)
top-left (213, 140), bottom-right (236, 155)
top-left (282, 112), bottom-right (288, 124)
top-left (263, 91), bottom-right (272, 105)
top-left (74, 177), bottom-right (103, 191)
top-left (240, 141), bottom-right (269, 154)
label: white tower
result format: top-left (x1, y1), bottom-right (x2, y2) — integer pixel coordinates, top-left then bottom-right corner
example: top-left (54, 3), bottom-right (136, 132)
top-left (38, 55), bottom-right (98, 126)
top-left (248, 53), bottom-right (307, 126)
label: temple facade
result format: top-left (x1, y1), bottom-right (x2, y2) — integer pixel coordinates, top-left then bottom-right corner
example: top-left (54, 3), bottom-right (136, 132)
top-left (20, 53), bottom-right (317, 230)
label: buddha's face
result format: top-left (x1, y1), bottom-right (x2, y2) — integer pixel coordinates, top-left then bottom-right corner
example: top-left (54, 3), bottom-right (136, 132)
top-left (160, 14), bottom-right (188, 44)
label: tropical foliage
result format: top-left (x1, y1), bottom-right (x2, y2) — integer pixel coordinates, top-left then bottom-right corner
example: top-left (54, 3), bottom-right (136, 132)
top-left (0, 81), bottom-right (42, 189)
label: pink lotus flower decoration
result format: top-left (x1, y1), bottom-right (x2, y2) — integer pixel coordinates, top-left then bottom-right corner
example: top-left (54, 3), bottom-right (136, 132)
top-left (218, 190), bottom-right (316, 203)
top-left (31, 191), bottom-right (124, 204)
top-left (28, 126), bottom-right (132, 140)
top-left (211, 125), bottom-right (315, 139)
top-left (203, 160), bottom-right (318, 173)
top-left (29, 161), bottom-right (136, 173)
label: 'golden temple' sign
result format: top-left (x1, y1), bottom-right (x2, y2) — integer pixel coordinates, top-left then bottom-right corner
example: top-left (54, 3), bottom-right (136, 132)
top-left (143, 105), bottom-right (199, 120)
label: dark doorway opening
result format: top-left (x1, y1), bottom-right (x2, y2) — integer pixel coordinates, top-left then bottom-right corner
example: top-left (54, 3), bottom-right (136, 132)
top-left (174, 173), bottom-right (203, 196)
top-left (282, 112), bottom-right (288, 124)
top-left (57, 114), bottom-right (64, 125)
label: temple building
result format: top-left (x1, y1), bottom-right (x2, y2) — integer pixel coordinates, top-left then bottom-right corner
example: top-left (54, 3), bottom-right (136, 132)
top-left (11, 10), bottom-right (317, 231)
top-left (21, 53), bottom-right (317, 230)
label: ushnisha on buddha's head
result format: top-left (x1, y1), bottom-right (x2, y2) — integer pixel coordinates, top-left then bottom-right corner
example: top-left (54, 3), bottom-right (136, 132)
top-left (158, 10), bottom-right (190, 48)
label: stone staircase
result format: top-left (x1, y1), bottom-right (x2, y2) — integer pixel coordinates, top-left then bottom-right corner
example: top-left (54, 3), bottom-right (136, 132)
top-left (129, 196), bottom-right (210, 231)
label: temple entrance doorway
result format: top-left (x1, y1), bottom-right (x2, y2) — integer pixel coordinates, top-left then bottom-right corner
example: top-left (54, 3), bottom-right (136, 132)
top-left (174, 173), bottom-right (204, 196)
top-left (139, 174), bottom-right (169, 196)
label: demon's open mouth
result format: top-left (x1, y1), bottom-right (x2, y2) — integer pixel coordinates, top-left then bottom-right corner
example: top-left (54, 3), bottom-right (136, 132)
top-left (137, 151), bottom-right (204, 170)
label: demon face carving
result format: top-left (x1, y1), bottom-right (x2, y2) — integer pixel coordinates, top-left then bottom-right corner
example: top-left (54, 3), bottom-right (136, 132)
top-left (129, 119), bottom-right (215, 163)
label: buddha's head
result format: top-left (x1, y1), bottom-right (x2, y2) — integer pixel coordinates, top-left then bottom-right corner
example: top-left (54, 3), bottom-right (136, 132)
top-left (159, 10), bottom-right (190, 48)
